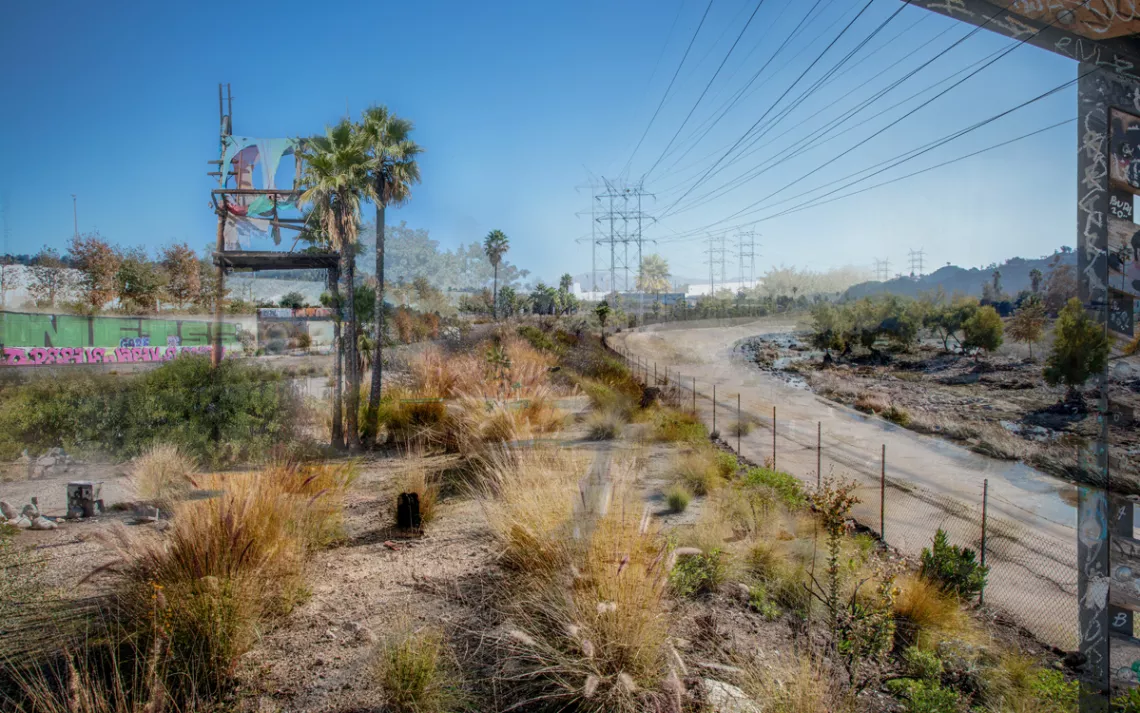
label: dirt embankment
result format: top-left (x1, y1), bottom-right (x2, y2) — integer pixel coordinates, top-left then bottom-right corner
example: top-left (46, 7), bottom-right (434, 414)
top-left (740, 332), bottom-right (1140, 490)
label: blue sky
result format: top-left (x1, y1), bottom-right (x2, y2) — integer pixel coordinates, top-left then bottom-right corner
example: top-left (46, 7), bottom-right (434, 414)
top-left (0, 0), bottom-right (1079, 285)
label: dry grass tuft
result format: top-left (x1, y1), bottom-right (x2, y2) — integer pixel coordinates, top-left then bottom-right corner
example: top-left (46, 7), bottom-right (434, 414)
top-left (664, 484), bottom-right (691, 513)
top-left (738, 650), bottom-right (852, 713)
top-left (672, 448), bottom-right (725, 496)
top-left (892, 574), bottom-right (973, 650)
top-left (372, 626), bottom-right (464, 713)
top-left (129, 444), bottom-right (196, 508)
top-left (585, 408), bottom-right (625, 440)
top-left (397, 466), bottom-right (441, 525)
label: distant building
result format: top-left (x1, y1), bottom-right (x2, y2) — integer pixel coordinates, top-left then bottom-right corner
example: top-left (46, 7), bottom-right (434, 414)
top-left (684, 280), bottom-right (763, 298)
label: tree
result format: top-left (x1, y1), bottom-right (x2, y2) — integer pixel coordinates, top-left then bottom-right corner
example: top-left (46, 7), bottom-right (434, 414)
top-left (116, 247), bottom-right (164, 313)
top-left (483, 230), bottom-right (510, 320)
top-left (637, 254), bottom-right (671, 302)
top-left (595, 299), bottom-right (611, 343)
top-left (1044, 297), bottom-right (1111, 401)
top-left (279, 291), bottom-right (306, 309)
top-left (300, 120), bottom-right (374, 451)
top-left (27, 248), bottom-right (70, 308)
top-left (1029, 268), bottom-right (1043, 294)
top-left (161, 243), bottom-right (201, 310)
top-left (1007, 299), bottom-right (1047, 359)
top-left (1043, 263), bottom-right (1077, 315)
top-left (193, 254), bottom-right (223, 313)
top-left (809, 302), bottom-right (848, 354)
top-left (962, 305), bottom-right (1003, 357)
top-left (924, 298), bottom-right (978, 352)
top-left (498, 285), bottom-right (517, 318)
top-left (559, 273), bottom-right (573, 293)
top-left (68, 231), bottom-right (121, 311)
top-left (358, 106), bottom-right (422, 446)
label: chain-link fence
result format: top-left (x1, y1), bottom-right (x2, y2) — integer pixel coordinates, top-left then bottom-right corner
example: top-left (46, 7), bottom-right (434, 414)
top-left (616, 346), bottom-right (1080, 651)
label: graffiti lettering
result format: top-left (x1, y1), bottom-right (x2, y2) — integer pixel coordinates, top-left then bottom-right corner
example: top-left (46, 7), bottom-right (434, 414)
top-left (0, 345), bottom-right (217, 367)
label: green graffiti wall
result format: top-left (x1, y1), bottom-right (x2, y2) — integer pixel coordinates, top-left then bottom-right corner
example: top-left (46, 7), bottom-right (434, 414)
top-left (0, 311), bottom-right (244, 349)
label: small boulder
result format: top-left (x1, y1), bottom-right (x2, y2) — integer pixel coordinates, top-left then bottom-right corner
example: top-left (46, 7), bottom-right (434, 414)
top-left (21, 503), bottom-right (39, 519)
top-left (10, 516), bottom-right (32, 529)
top-left (701, 679), bottom-right (761, 713)
top-left (0, 501), bottom-right (16, 520)
top-left (29, 516), bottom-right (57, 531)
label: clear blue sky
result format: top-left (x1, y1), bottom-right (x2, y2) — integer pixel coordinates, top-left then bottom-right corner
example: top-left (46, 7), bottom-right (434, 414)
top-left (0, 0), bottom-right (1079, 285)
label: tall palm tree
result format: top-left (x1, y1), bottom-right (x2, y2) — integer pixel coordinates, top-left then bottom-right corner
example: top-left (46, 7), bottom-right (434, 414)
top-left (299, 120), bottom-right (374, 451)
top-left (483, 230), bottom-right (509, 320)
top-left (637, 253), bottom-right (671, 303)
top-left (358, 106), bottom-right (422, 444)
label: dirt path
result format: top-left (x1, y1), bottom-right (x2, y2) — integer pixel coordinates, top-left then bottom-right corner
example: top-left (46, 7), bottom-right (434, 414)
top-left (614, 319), bottom-right (1081, 650)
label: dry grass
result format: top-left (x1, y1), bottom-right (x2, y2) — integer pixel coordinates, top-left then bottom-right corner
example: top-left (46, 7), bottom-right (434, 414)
top-left (642, 405), bottom-right (707, 444)
top-left (664, 484), bottom-right (691, 513)
top-left (129, 444), bottom-right (196, 509)
top-left (372, 626), bottom-right (463, 713)
top-left (892, 574), bottom-right (974, 650)
top-left (671, 448), bottom-right (725, 496)
top-left (738, 650), bottom-right (852, 713)
top-left (585, 408), bottom-right (625, 440)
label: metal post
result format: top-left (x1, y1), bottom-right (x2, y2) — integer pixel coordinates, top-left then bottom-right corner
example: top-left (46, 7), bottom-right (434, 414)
top-left (817, 421), bottom-right (822, 489)
top-left (712, 384), bottom-right (716, 434)
top-left (653, 361), bottom-right (657, 384)
top-left (737, 394), bottom-right (741, 454)
top-left (880, 444), bottom-right (886, 543)
top-left (692, 377), bottom-right (696, 413)
top-left (772, 406), bottom-right (777, 470)
top-left (980, 478), bottom-right (988, 605)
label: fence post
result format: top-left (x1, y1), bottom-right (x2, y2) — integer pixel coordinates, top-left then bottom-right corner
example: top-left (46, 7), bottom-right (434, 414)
top-left (692, 377), bottom-right (696, 413)
top-left (980, 478), bottom-right (988, 605)
top-left (880, 444), bottom-right (886, 543)
top-left (772, 406), bottom-right (777, 470)
top-left (737, 394), bottom-right (742, 454)
top-left (817, 421), bottom-right (822, 489)
top-left (653, 361), bottom-right (657, 385)
top-left (712, 384), bottom-right (716, 434)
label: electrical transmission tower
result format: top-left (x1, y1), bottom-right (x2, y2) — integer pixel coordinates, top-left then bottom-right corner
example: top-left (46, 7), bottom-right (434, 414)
top-left (584, 178), bottom-right (654, 297)
top-left (874, 259), bottom-right (890, 282)
top-left (737, 231), bottom-right (757, 288)
top-left (908, 248), bottom-right (925, 277)
top-left (705, 234), bottom-right (727, 297)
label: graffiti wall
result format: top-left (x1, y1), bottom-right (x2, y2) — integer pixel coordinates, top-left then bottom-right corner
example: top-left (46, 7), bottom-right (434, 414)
top-left (0, 311), bottom-right (250, 367)
top-left (256, 307), bottom-right (334, 354)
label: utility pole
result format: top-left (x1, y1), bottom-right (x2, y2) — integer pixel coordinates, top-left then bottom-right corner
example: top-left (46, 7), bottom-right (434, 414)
top-left (591, 178), bottom-right (654, 304)
top-left (874, 258), bottom-right (890, 282)
top-left (72, 194), bottom-right (78, 241)
top-left (737, 231), bottom-right (757, 289)
top-left (706, 234), bottom-right (726, 299)
top-left (908, 248), bottom-right (925, 277)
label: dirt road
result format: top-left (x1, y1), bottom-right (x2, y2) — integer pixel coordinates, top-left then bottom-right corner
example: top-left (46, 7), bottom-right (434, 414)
top-left (614, 318), bottom-right (1081, 650)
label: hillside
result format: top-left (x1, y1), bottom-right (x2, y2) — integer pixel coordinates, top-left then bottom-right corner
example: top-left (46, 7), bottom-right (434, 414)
top-left (844, 250), bottom-right (1077, 300)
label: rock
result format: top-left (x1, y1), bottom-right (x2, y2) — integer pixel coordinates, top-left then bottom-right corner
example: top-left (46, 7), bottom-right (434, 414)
top-left (346, 621), bottom-right (377, 644)
top-left (29, 516), bottom-right (57, 530)
top-left (37, 457), bottom-right (57, 468)
top-left (0, 502), bottom-right (15, 520)
top-left (701, 679), bottom-right (761, 713)
top-left (10, 516), bottom-right (31, 529)
top-left (21, 504), bottom-right (39, 519)
top-left (16, 451), bottom-right (30, 465)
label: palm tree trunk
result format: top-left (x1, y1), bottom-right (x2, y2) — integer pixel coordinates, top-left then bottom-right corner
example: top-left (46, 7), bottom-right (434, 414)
top-left (492, 264), bottom-right (499, 320)
top-left (329, 265), bottom-right (344, 450)
top-left (342, 208), bottom-right (361, 452)
top-left (365, 201), bottom-right (386, 445)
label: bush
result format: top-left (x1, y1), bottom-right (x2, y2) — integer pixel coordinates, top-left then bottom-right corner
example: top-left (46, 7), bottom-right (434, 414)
top-left (903, 646), bottom-right (943, 682)
top-left (1043, 297), bottom-right (1111, 398)
top-left (919, 529), bottom-right (988, 599)
top-left (894, 679), bottom-right (963, 713)
top-left (892, 575), bottom-right (970, 649)
top-left (715, 450), bottom-right (740, 478)
top-left (373, 628), bottom-right (463, 713)
top-left (517, 324), bottom-right (557, 353)
top-left (962, 305), bottom-right (1003, 356)
top-left (129, 443), bottom-right (196, 508)
top-left (585, 408), bottom-right (624, 440)
top-left (729, 419), bottom-right (752, 437)
top-left (744, 467), bottom-right (805, 509)
top-left (669, 548), bottom-right (727, 597)
top-left (665, 484), bottom-right (691, 513)
top-left (673, 450), bottom-right (725, 496)
top-left (0, 355), bottom-right (302, 466)
top-left (651, 408), bottom-right (707, 443)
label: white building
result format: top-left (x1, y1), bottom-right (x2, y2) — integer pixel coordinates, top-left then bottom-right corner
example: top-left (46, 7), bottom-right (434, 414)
top-left (684, 280), bottom-right (762, 298)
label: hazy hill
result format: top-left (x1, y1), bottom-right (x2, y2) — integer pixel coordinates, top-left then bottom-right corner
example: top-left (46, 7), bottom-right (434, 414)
top-left (843, 250), bottom-right (1077, 301)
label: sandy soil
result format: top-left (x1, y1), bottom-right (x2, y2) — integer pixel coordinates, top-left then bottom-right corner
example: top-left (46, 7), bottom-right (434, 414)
top-left (614, 319), bottom-right (1085, 651)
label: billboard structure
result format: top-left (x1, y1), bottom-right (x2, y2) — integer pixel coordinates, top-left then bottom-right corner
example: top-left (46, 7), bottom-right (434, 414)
top-left (206, 84), bottom-right (339, 366)
top-left (905, 1), bottom-right (1138, 709)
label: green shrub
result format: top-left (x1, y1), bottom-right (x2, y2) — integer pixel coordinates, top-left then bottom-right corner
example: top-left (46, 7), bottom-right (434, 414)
top-left (652, 408), bottom-right (708, 443)
top-left (0, 356), bottom-right (301, 465)
top-left (903, 646), bottom-right (943, 682)
top-left (744, 467), bottom-right (805, 509)
top-left (715, 451), bottom-right (739, 478)
top-left (919, 529), bottom-right (988, 599)
top-left (517, 324), bottom-right (558, 353)
top-left (1030, 669), bottom-right (1078, 711)
top-left (747, 584), bottom-right (781, 620)
top-left (669, 548), bottom-right (727, 598)
top-left (893, 680), bottom-right (963, 713)
top-left (1044, 297), bottom-right (1111, 398)
top-left (665, 484), bottom-right (691, 513)
top-left (963, 305), bottom-right (1004, 356)
top-left (1115, 686), bottom-right (1140, 713)
top-left (373, 628), bottom-right (463, 713)
top-left (884, 404), bottom-right (911, 427)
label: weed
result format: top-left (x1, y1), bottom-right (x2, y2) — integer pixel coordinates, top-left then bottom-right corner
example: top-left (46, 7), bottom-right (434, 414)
top-left (650, 407), bottom-right (707, 443)
top-left (128, 444), bottom-right (196, 509)
top-left (892, 575), bottom-right (971, 650)
top-left (890, 679), bottom-right (964, 713)
top-left (669, 548), bottom-right (727, 598)
top-left (397, 466), bottom-right (441, 525)
top-left (664, 484), bottom-right (691, 513)
top-left (373, 627), bottom-right (463, 713)
top-left (920, 529), bottom-right (988, 599)
top-left (729, 420), bottom-right (752, 437)
top-left (747, 584), bottom-right (782, 620)
top-left (745, 467), bottom-right (806, 509)
top-left (903, 646), bottom-right (944, 682)
top-left (738, 651), bottom-right (851, 713)
top-left (714, 450), bottom-right (739, 478)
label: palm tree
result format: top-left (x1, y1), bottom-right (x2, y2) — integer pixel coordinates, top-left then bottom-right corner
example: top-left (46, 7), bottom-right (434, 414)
top-left (483, 230), bottom-right (510, 319)
top-left (299, 120), bottom-right (374, 451)
top-left (637, 253), bottom-right (671, 303)
top-left (358, 106), bottom-right (422, 444)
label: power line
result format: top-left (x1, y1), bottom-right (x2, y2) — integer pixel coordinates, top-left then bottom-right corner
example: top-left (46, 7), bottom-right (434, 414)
top-left (641, 0), bottom-right (772, 181)
top-left (622, 0), bottom-right (715, 177)
top-left (874, 259), bottom-right (890, 281)
top-left (737, 230), bottom-right (758, 288)
top-left (908, 248), bottom-right (925, 277)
